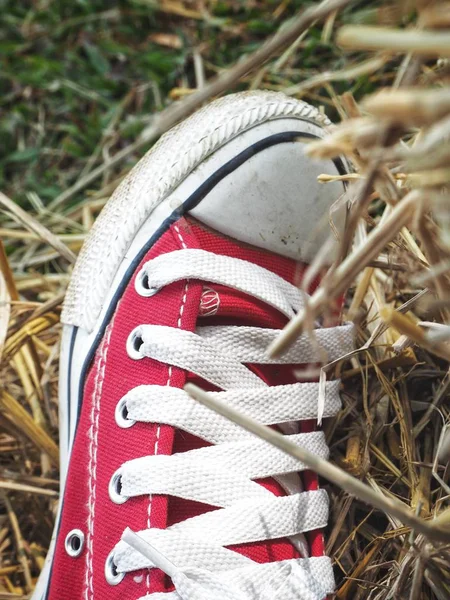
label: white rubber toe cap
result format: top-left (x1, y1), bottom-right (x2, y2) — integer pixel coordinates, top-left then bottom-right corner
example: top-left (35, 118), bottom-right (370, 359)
top-left (62, 91), bottom-right (348, 333)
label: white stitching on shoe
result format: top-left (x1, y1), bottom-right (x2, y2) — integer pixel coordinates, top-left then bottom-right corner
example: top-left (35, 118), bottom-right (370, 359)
top-left (200, 287), bottom-right (220, 317)
top-left (173, 224), bottom-right (188, 252)
top-left (85, 321), bottom-right (114, 600)
top-left (145, 224), bottom-right (189, 595)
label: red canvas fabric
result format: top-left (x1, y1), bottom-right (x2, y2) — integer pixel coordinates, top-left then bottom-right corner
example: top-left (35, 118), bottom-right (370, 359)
top-left (49, 216), bottom-right (327, 599)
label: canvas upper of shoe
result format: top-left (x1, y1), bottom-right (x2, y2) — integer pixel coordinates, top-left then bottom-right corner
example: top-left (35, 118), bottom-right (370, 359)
top-left (48, 216), bottom-right (353, 600)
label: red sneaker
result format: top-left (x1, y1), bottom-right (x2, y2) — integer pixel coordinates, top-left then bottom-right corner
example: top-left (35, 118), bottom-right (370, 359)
top-left (34, 91), bottom-right (353, 600)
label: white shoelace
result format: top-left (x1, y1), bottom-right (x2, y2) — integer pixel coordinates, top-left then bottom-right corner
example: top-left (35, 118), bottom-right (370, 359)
top-left (109, 249), bottom-right (354, 600)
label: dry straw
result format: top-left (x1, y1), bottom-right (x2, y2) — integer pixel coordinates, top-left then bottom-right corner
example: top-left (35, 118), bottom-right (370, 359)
top-left (1, 0), bottom-right (450, 597)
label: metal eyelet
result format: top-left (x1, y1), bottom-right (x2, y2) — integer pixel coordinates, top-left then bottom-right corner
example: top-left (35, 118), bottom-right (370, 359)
top-left (108, 468), bottom-right (128, 504)
top-left (105, 550), bottom-right (125, 585)
top-left (126, 328), bottom-right (144, 360)
top-left (64, 529), bottom-right (85, 558)
top-left (115, 397), bottom-right (135, 429)
top-left (135, 267), bottom-right (159, 297)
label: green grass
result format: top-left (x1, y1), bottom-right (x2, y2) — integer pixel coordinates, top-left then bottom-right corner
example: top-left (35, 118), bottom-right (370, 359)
top-left (1, 1), bottom-right (186, 205)
top-left (0, 0), bottom-right (388, 213)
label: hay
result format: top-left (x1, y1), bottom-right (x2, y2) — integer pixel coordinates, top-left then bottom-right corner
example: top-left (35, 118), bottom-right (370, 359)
top-left (1, 0), bottom-right (449, 597)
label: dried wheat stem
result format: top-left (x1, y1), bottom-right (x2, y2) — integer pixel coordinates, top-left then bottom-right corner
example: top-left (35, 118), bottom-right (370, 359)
top-left (407, 168), bottom-right (450, 187)
top-left (336, 541), bottom-right (382, 599)
top-left (0, 228), bottom-right (86, 243)
top-left (0, 242), bottom-right (19, 302)
top-left (268, 190), bottom-right (419, 357)
top-left (337, 25), bottom-right (450, 57)
top-left (347, 267), bottom-right (374, 321)
top-left (3, 313), bottom-right (59, 362)
top-left (0, 391), bottom-right (58, 465)
top-left (382, 309), bottom-right (450, 362)
top-left (0, 192), bottom-right (76, 264)
top-left (409, 554), bottom-right (426, 600)
top-left (185, 383), bottom-right (450, 543)
top-left (0, 480), bottom-right (58, 498)
top-left (363, 88), bottom-right (450, 126)
top-left (1, 493), bottom-right (32, 592)
top-left (284, 54), bottom-right (387, 96)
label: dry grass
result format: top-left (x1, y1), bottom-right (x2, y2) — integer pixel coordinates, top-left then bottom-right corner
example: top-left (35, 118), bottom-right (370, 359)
top-left (1, 0), bottom-right (450, 598)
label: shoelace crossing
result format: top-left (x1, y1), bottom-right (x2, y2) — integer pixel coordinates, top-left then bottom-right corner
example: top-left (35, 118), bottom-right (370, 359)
top-left (109, 249), bottom-right (354, 600)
